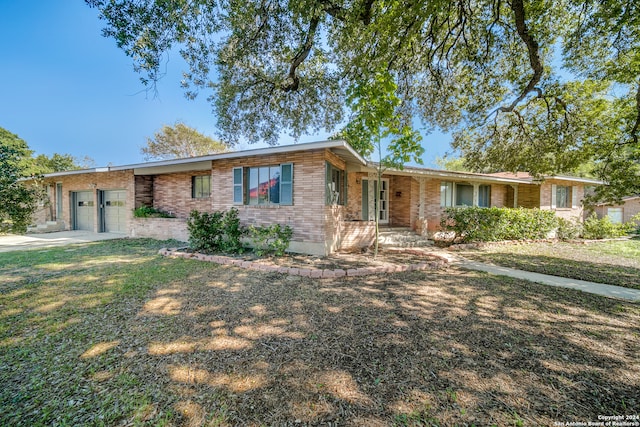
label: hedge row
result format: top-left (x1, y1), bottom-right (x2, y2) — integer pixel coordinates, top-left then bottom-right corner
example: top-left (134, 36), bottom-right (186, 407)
top-left (439, 207), bottom-right (559, 243)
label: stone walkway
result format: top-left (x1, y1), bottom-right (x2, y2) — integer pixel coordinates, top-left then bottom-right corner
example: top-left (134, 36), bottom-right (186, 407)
top-left (455, 258), bottom-right (640, 303)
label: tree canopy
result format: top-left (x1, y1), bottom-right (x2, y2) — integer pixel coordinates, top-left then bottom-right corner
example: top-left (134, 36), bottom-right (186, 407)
top-left (141, 122), bottom-right (229, 160)
top-left (0, 128), bottom-right (40, 233)
top-left (88, 0), bottom-right (639, 200)
top-left (31, 153), bottom-right (93, 175)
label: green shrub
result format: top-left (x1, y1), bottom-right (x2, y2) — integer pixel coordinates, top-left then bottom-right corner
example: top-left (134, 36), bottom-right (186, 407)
top-left (187, 208), bottom-right (244, 254)
top-left (133, 205), bottom-right (175, 218)
top-left (247, 224), bottom-right (293, 256)
top-left (556, 217), bottom-right (582, 241)
top-left (439, 207), bottom-right (558, 243)
top-left (582, 213), bottom-right (635, 239)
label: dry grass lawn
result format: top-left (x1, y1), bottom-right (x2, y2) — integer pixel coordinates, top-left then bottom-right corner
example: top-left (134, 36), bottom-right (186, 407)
top-left (1, 239), bottom-right (639, 426)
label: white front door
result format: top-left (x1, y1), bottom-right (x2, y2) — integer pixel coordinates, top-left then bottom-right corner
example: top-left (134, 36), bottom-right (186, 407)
top-left (377, 178), bottom-right (389, 224)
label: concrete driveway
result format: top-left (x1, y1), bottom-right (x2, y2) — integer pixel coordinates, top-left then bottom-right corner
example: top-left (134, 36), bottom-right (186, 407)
top-left (0, 231), bottom-right (124, 253)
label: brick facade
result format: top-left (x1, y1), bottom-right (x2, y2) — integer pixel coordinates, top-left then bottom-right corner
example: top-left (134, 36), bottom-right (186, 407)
top-left (595, 198), bottom-right (640, 224)
top-left (152, 171), bottom-right (213, 219)
top-left (39, 170), bottom-right (135, 233)
top-left (28, 143), bottom-right (598, 254)
top-left (539, 179), bottom-right (584, 221)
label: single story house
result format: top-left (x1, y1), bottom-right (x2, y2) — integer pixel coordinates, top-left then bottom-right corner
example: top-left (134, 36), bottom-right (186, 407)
top-left (30, 139), bottom-right (602, 255)
top-left (593, 196), bottom-right (640, 224)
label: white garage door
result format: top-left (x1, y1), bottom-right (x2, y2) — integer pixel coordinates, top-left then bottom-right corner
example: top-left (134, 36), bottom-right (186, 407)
top-left (73, 191), bottom-right (94, 231)
top-left (103, 190), bottom-right (127, 233)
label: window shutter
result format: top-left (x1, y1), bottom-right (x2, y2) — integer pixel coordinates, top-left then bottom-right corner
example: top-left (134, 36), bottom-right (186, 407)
top-left (551, 184), bottom-right (557, 209)
top-left (571, 186), bottom-right (578, 209)
top-left (280, 163), bottom-right (293, 205)
top-left (233, 167), bottom-right (243, 204)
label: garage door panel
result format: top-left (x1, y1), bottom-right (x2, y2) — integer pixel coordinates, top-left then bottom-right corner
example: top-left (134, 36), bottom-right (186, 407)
top-left (73, 191), bottom-right (94, 231)
top-left (103, 190), bottom-right (126, 233)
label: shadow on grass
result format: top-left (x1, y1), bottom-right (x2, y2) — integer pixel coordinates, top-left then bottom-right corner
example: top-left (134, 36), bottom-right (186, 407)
top-left (1, 239), bottom-right (639, 426)
top-left (471, 253), bottom-right (640, 290)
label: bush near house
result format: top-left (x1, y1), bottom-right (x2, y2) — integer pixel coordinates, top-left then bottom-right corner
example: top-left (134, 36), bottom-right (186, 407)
top-left (187, 208), bottom-right (244, 254)
top-left (187, 208), bottom-right (293, 256)
top-left (440, 207), bottom-right (558, 243)
top-left (582, 213), bottom-right (639, 239)
top-left (132, 206), bottom-right (176, 218)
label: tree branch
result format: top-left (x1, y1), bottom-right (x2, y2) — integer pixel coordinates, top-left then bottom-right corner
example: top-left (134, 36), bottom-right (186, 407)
top-left (281, 16), bottom-right (320, 92)
top-left (497, 0), bottom-right (544, 113)
top-left (632, 80), bottom-right (640, 145)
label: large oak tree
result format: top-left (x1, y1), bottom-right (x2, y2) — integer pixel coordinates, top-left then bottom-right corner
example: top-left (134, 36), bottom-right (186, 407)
top-left (87, 0), bottom-right (640, 200)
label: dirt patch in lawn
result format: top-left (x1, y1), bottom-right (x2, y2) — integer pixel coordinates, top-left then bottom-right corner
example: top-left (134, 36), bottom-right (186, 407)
top-left (2, 240), bottom-right (639, 426)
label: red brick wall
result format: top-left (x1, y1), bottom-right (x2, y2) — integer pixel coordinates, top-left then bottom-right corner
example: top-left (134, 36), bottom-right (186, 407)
top-left (389, 175), bottom-right (413, 227)
top-left (152, 171), bottom-right (213, 218)
top-left (211, 149), bottom-right (327, 253)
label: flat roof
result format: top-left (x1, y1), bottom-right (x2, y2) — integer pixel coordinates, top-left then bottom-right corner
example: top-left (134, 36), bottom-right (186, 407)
top-left (38, 139), bottom-right (605, 185)
top-left (41, 139), bottom-right (367, 177)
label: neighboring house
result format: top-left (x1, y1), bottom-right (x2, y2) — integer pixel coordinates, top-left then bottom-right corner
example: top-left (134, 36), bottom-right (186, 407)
top-left (29, 140), bottom-right (602, 255)
top-left (593, 196), bottom-right (640, 224)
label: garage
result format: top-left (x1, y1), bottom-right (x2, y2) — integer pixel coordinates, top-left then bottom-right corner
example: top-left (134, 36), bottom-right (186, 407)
top-left (101, 190), bottom-right (127, 233)
top-left (72, 191), bottom-right (94, 231)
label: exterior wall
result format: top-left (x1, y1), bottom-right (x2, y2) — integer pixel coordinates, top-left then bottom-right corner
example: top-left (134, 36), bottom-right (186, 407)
top-left (423, 178), bottom-right (443, 232)
top-left (337, 220), bottom-right (376, 251)
top-left (39, 170), bottom-right (135, 233)
top-left (345, 172), bottom-right (368, 220)
top-left (539, 179), bottom-right (585, 222)
top-left (152, 171), bottom-right (213, 218)
top-left (595, 198), bottom-right (640, 223)
top-left (135, 175), bottom-right (154, 208)
top-left (491, 184), bottom-right (508, 208)
top-left (516, 184), bottom-right (540, 208)
top-left (389, 175), bottom-right (413, 227)
top-left (211, 149), bottom-right (328, 255)
top-left (130, 217), bottom-right (189, 242)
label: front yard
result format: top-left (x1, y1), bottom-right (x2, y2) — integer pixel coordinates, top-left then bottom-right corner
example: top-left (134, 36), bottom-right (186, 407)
top-left (458, 238), bottom-right (640, 290)
top-left (1, 239), bottom-right (639, 426)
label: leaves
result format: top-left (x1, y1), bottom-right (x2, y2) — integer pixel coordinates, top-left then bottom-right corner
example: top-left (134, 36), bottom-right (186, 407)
top-left (141, 122), bottom-right (229, 160)
top-left (88, 0), bottom-right (640, 198)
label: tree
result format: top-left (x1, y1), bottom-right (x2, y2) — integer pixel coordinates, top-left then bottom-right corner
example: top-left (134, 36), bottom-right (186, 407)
top-left (335, 71), bottom-right (423, 256)
top-left (32, 153), bottom-right (94, 175)
top-left (434, 156), bottom-right (470, 173)
top-left (0, 128), bottom-right (41, 233)
top-left (88, 0), bottom-right (640, 200)
top-left (141, 122), bottom-right (230, 161)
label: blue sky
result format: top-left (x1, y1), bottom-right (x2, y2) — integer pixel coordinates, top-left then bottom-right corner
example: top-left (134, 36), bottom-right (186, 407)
top-left (0, 1), bottom-right (452, 168)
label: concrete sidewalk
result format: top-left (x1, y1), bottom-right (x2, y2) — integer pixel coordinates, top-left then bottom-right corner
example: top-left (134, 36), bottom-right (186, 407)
top-left (0, 231), bottom-right (123, 253)
top-left (457, 258), bottom-right (640, 302)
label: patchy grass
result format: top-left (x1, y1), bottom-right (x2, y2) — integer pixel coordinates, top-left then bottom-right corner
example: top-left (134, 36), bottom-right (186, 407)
top-left (1, 239), bottom-right (639, 426)
top-left (459, 239), bottom-right (640, 290)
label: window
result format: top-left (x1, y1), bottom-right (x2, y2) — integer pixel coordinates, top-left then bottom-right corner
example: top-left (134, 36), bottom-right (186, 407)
top-left (326, 162), bottom-right (346, 205)
top-left (478, 185), bottom-right (491, 207)
top-left (192, 175), bottom-right (211, 199)
top-left (607, 207), bottom-right (623, 224)
top-left (235, 164), bottom-right (293, 206)
top-left (440, 181), bottom-right (453, 207)
top-left (556, 185), bottom-right (570, 208)
top-left (233, 167), bottom-right (243, 204)
top-left (456, 184), bottom-right (474, 206)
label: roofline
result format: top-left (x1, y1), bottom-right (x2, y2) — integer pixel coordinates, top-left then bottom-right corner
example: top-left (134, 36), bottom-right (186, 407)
top-left (37, 139), bottom-right (367, 178)
top-left (544, 175), bottom-right (604, 185)
top-left (368, 164), bottom-right (531, 184)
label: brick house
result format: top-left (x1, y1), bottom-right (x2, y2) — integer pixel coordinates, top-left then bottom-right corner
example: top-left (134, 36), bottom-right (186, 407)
top-left (30, 140), bottom-right (601, 255)
top-left (593, 196), bottom-right (640, 224)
